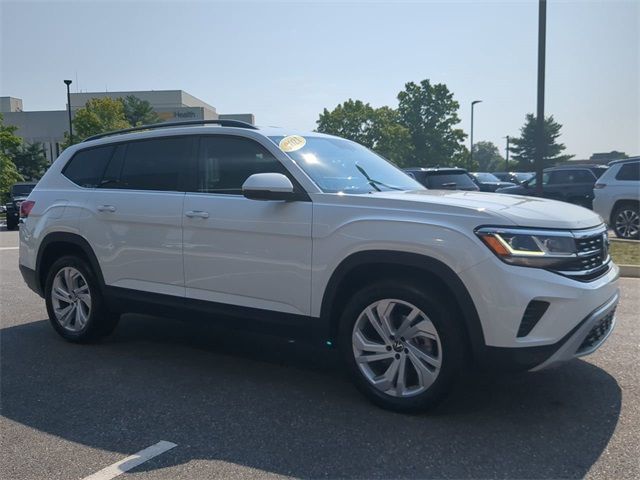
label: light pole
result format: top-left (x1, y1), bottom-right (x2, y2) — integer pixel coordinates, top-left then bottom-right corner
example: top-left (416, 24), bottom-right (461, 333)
top-left (534, 0), bottom-right (546, 195)
top-left (504, 135), bottom-right (510, 170)
top-left (469, 100), bottom-right (482, 170)
top-left (63, 80), bottom-right (73, 144)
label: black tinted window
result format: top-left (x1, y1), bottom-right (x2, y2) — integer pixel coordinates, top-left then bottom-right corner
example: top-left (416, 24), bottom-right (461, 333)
top-left (196, 136), bottom-right (286, 194)
top-left (63, 146), bottom-right (114, 188)
top-left (119, 137), bottom-right (189, 191)
top-left (549, 170), bottom-right (594, 184)
top-left (616, 162), bottom-right (640, 181)
top-left (425, 172), bottom-right (476, 189)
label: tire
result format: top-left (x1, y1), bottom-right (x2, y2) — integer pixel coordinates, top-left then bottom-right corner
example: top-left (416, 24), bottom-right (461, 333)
top-left (44, 255), bottom-right (119, 343)
top-left (6, 216), bottom-right (17, 230)
top-left (338, 279), bottom-right (465, 413)
top-left (612, 203), bottom-right (640, 240)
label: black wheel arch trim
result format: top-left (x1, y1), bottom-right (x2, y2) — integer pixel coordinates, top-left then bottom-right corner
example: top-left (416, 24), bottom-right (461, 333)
top-left (35, 232), bottom-right (106, 293)
top-left (320, 250), bottom-right (487, 359)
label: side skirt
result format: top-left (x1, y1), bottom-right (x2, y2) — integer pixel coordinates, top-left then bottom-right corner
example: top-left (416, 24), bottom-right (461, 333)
top-left (103, 286), bottom-right (330, 344)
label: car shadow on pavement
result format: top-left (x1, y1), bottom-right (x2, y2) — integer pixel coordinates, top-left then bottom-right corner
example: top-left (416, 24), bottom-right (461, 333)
top-left (1, 314), bottom-right (621, 479)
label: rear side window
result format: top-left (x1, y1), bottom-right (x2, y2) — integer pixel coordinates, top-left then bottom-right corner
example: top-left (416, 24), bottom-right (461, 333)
top-left (549, 170), bottom-right (594, 184)
top-left (425, 172), bottom-right (476, 189)
top-left (118, 137), bottom-right (190, 191)
top-left (195, 136), bottom-right (286, 194)
top-left (615, 162), bottom-right (640, 181)
top-left (63, 146), bottom-right (114, 188)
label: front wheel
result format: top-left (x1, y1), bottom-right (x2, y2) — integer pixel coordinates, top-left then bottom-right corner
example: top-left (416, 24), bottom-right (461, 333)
top-left (613, 204), bottom-right (640, 239)
top-left (339, 280), bottom-right (465, 413)
top-left (45, 255), bottom-right (119, 342)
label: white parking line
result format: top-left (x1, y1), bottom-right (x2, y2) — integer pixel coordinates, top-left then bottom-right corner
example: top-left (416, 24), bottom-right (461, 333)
top-left (81, 441), bottom-right (177, 480)
top-left (0, 247), bottom-right (19, 250)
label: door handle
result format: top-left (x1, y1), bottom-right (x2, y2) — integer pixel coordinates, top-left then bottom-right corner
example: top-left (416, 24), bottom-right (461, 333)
top-left (185, 210), bottom-right (209, 219)
top-left (97, 205), bottom-right (116, 212)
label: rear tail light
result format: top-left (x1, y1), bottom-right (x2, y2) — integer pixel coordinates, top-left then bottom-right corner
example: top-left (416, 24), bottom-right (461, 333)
top-left (594, 183), bottom-right (606, 189)
top-left (20, 200), bottom-right (35, 218)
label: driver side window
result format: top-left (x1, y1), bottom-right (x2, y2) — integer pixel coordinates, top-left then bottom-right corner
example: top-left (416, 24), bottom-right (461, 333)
top-left (196, 136), bottom-right (287, 195)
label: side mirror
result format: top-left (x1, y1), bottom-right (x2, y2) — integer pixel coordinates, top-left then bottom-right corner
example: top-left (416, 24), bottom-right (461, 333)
top-left (242, 173), bottom-right (297, 201)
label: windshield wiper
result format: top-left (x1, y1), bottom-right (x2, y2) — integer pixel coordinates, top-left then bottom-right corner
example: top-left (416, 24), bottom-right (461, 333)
top-left (355, 164), bottom-right (403, 192)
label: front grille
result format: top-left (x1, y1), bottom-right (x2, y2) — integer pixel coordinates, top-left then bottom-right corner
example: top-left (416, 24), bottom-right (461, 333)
top-left (577, 310), bottom-right (615, 354)
top-left (551, 228), bottom-right (610, 281)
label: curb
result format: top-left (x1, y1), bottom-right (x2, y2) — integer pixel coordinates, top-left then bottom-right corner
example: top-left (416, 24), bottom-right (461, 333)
top-left (609, 237), bottom-right (639, 244)
top-left (619, 265), bottom-right (640, 278)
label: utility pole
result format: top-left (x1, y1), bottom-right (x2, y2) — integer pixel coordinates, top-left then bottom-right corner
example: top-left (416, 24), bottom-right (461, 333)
top-left (63, 80), bottom-right (73, 145)
top-left (535, 0), bottom-right (546, 194)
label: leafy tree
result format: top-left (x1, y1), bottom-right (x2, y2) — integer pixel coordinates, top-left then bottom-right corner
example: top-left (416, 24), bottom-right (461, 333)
top-left (64, 97), bottom-right (130, 146)
top-left (397, 79), bottom-right (466, 167)
top-left (473, 141), bottom-right (504, 171)
top-left (0, 114), bottom-right (24, 201)
top-left (11, 142), bottom-right (49, 181)
top-left (509, 114), bottom-right (574, 169)
top-left (121, 95), bottom-right (161, 126)
top-left (316, 100), bottom-right (413, 166)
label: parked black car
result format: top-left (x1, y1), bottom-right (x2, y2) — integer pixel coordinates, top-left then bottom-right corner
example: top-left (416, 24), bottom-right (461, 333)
top-left (496, 166), bottom-right (605, 208)
top-left (493, 171), bottom-right (534, 185)
top-left (5, 182), bottom-right (37, 230)
top-left (469, 172), bottom-right (516, 192)
top-left (404, 167), bottom-right (479, 191)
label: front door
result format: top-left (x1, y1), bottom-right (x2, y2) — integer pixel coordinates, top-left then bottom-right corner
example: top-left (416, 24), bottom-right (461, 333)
top-left (182, 135), bottom-right (312, 316)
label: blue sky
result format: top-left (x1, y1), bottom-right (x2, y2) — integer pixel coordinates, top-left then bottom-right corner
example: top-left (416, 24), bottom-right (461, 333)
top-left (1, 0), bottom-right (638, 159)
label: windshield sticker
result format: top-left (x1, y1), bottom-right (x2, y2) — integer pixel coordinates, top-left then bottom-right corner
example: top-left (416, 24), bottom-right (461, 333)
top-left (279, 135), bottom-right (306, 152)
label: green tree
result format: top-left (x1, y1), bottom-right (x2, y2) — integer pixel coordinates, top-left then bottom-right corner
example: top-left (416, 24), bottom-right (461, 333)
top-left (316, 100), bottom-right (413, 166)
top-left (397, 79), bottom-right (466, 167)
top-left (473, 141), bottom-right (504, 171)
top-left (509, 114), bottom-right (574, 169)
top-left (121, 95), bottom-right (161, 126)
top-left (11, 142), bottom-right (49, 181)
top-left (0, 114), bottom-right (24, 201)
top-left (64, 97), bottom-right (130, 146)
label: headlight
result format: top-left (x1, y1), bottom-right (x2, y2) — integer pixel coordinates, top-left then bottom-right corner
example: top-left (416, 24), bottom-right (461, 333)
top-left (475, 227), bottom-right (577, 268)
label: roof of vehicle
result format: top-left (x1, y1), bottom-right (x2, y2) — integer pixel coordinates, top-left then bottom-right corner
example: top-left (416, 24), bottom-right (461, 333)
top-left (608, 156), bottom-right (640, 166)
top-left (546, 164), bottom-right (607, 171)
top-left (12, 182), bottom-right (37, 186)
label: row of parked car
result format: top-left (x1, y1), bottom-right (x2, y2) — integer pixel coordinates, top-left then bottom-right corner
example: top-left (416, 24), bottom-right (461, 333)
top-left (404, 158), bottom-right (639, 239)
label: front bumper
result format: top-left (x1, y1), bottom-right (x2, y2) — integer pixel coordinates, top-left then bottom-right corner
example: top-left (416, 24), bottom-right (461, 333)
top-left (531, 291), bottom-right (618, 370)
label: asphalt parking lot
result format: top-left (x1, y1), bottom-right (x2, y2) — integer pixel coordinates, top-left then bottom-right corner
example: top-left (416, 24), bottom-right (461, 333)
top-left (1, 228), bottom-right (639, 480)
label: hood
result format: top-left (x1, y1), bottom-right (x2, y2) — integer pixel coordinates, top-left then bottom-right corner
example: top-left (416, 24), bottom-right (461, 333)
top-left (373, 190), bottom-right (603, 229)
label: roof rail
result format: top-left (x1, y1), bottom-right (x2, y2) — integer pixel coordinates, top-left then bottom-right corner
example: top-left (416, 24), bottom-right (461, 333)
top-left (82, 119), bottom-right (259, 142)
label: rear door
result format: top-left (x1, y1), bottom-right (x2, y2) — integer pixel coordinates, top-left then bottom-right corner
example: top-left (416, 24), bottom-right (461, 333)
top-left (182, 134), bottom-right (312, 316)
top-left (80, 136), bottom-right (195, 297)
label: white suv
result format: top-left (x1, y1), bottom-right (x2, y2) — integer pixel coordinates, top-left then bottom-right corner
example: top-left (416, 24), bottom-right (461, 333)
top-left (593, 158), bottom-right (640, 239)
top-left (19, 120), bottom-right (620, 412)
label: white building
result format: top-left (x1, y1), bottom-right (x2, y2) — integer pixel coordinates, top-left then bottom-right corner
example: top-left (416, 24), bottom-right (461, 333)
top-left (1, 90), bottom-right (254, 162)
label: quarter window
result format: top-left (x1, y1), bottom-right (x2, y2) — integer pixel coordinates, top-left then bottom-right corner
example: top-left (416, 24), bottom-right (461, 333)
top-left (196, 136), bottom-right (286, 194)
top-left (63, 145), bottom-right (114, 188)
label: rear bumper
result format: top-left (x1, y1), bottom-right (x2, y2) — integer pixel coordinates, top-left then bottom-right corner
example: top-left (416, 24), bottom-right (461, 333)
top-left (19, 264), bottom-right (42, 297)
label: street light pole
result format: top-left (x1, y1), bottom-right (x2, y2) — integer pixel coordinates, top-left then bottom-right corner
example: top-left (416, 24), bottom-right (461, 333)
top-left (505, 135), bottom-right (510, 169)
top-left (534, 0), bottom-right (546, 195)
top-left (63, 80), bottom-right (73, 145)
top-left (469, 100), bottom-right (482, 170)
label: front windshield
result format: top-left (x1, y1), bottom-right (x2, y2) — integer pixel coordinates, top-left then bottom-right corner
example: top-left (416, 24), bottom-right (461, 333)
top-left (474, 173), bottom-right (500, 182)
top-left (269, 135), bottom-right (423, 194)
top-left (516, 172), bottom-right (534, 183)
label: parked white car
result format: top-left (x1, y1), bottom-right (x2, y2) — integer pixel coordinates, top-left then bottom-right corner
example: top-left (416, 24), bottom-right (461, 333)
top-left (18, 120), bottom-right (619, 412)
top-left (594, 158), bottom-right (640, 239)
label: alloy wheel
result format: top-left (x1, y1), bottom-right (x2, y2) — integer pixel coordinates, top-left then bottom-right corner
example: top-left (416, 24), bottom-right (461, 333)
top-left (352, 299), bottom-right (442, 398)
top-left (615, 209), bottom-right (639, 239)
top-left (51, 267), bottom-right (92, 332)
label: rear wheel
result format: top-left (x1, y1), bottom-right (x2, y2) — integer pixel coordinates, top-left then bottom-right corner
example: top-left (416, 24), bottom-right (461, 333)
top-left (339, 280), bottom-right (465, 413)
top-left (6, 215), bottom-right (17, 230)
top-left (45, 255), bottom-right (119, 342)
top-left (612, 204), bottom-right (639, 239)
